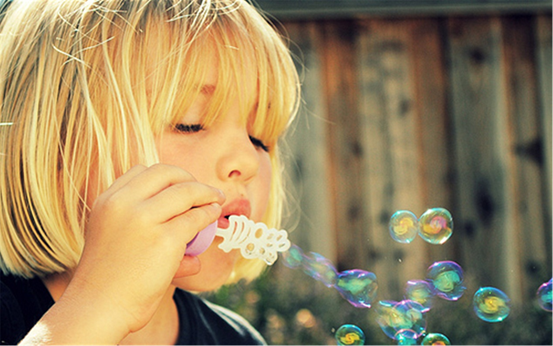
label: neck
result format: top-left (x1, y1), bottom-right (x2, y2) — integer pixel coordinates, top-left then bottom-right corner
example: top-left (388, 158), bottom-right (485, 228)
top-left (42, 273), bottom-right (180, 345)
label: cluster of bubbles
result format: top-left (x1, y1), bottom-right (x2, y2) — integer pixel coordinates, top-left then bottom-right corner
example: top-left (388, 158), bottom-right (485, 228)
top-left (334, 319), bottom-right (451, 346)
top-left (281, 207), bottom-right (552, 345)
top-left (370, 260), bottom-right (468, 344)
top-left (375, 300), bottom-right (427, 342)
top-left (282, 244), bottom-right (378, 309)
top-left (388, 208), bottom-right (453, 245)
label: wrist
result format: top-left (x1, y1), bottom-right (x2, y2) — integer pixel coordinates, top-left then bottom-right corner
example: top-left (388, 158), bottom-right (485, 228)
top-left (21, 278), bottom-right (132, 345)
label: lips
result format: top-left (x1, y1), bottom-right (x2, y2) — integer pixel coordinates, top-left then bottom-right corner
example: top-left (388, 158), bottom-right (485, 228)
top-left (217, 198), bottom-right (251, 230)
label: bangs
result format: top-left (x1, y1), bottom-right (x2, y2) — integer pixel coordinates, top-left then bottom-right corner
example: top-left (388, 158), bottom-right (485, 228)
top-left (147, 2), bottom-right (299, 150)
top-left (0, 0), bottom-right (299, 280)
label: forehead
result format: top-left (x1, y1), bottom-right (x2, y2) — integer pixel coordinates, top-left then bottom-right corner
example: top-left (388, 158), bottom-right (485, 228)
top-left (192, 38), bottom-right (260, 107)
top-left (143, 22), bottom-right (259, 104)
top-left (134, 7), bottom-right (295, 141)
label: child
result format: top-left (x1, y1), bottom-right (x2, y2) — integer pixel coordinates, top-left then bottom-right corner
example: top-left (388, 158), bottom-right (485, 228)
top-left (0, 0), bottom-right (299, 344)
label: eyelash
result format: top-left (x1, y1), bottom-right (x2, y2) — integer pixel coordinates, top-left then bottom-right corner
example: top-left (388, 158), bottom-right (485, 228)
top-left (173, 123), bottom-right (270, 152)
top-left (174, 123), bottom-right (203, 133)
top-left (249, 136), bottom-right (269, 152)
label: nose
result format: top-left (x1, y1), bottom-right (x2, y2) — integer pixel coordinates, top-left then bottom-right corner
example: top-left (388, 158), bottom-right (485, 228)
top-left (217, 130), bottom-right (260, 183)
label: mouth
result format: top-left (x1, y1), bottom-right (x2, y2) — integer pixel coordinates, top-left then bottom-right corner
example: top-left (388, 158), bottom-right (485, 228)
top-left (217, 215), bottom-right (231, 230)
top-left (217, 198), bottom-right (251, 230)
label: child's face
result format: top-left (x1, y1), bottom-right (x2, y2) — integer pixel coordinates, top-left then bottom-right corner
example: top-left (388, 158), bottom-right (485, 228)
top-left (155, 67), bottom-right (272, 292)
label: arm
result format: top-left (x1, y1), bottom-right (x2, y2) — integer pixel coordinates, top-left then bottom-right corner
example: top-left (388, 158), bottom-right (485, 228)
top-left (20, 164), bottom-right (224, 345)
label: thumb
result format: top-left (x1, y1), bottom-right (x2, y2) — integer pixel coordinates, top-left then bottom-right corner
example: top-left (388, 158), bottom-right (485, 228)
top-left (173, 255), bottom-right (201, 278)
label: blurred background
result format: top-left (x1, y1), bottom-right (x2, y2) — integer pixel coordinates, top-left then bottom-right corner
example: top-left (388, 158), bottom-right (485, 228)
top-left (204, 1), bottom-right (552, 344)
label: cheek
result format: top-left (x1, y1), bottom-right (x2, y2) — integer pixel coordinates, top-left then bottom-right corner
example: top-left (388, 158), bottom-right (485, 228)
top-left (86, 169), bottom-right (99, 208)
top-left (155, 135), bottom-right (209, 176)
top-left (252, 154), bottom-right (272, 219)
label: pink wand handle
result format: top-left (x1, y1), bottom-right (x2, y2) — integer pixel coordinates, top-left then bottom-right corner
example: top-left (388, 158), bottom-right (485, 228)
top-left (185, 221), bottom-right (218, 256)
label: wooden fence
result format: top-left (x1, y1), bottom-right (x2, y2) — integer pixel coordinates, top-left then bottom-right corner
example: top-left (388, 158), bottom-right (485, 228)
top-left (276, 12), bottom-right (552, 307)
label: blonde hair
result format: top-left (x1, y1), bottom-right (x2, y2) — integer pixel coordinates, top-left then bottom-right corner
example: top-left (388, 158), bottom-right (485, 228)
top-left (0, 0), bottom-right (299, 283)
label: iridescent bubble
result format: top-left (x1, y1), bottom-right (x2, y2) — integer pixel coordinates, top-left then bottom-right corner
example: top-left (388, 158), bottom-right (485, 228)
top-left (389, 210), bottom-right (419, 243)
top-left (537, 278), bottom-right (552, 312)
top-left (426, 261), bottom-right (466, 301)
top-left (404, 280), bottom-right (436, 312)
top-left (418, 208), bottom-right (453, 244)
top-left (421, 333), bottom-right (451, 345)
top-left (375, 300), bottom-right (427, 341)
top-left (392, 300), bottom-right (427, 338)
top-left (473, 287), bottom-right (511, 322)
top-left (395, 329), bottom-right (418, 345)
top-left (281, 244), bottom-right (304, 269)
top-left (335, 324), bottom-right (365, 345)
top-left (302, 252), bottom-right (338, 287)
top-left (335, 269), bottom-right (378, 308)
top-left (375, 300), bottom-right (400, 339)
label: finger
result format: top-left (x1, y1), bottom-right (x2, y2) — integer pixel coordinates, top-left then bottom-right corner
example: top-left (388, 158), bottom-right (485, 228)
top-left (143, 181), bottom-right (225, 223)
top-left (116, 164), bottom-right (197, 202)
top-left (100, 164), bottom-right (148, 196)
top-left (173, 256), bottom-right (201, 278)
top-left (164, 202), bottom-right (222, 245)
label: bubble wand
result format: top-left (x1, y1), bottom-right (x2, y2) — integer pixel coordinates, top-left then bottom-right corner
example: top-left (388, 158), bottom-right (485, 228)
top-left (184, 215), bottom-right (291, 265)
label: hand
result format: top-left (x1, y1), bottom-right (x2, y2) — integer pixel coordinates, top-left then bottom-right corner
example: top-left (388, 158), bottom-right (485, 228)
top-left (65, 164), bottom-right (225, 337)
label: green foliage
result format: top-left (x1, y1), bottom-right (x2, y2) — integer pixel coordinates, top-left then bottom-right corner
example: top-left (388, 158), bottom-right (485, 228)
top-left (203, 263), bottom-right (552, 345)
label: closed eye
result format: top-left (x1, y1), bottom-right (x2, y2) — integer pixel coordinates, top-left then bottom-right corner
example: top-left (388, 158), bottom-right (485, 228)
top-left (174, 124), bottom-right (268, 151)
top-left (174, 124), bottom-right (203, 133)
top-left (249, 136), bottom-right (269, 152)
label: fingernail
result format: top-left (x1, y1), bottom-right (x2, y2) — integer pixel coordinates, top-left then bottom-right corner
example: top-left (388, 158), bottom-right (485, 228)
top-left (210, 202), bottom-right (223, 210)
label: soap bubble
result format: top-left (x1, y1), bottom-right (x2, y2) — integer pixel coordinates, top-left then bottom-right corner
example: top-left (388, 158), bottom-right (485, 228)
top-left (375, 300), bottom-right (426, 340)
top-left (395, 329), bottom-right (418, 345)
top-left (392, 300), bottom-right (427, 338)
top-left (421, 333), bottom-right (451, 345)
top-left (335, 269), bottom-right (378, 308)
top-left (426, 261), bottom-right (466, 301)
top-left (537, 278), bottom-right (552, 312)
top-left (335, 324), bottom-right (365, 345)
top-left (302, 252), bottom-right (338, 287)
top-left (404, 280), bottom-right (436, 312)
top-left (281, 244), bottom-right (304, 269)
top-left (418, 208), bottom-right (453, 244)
top-left (389, 210), bottom-right (419, 243)
top-left (375, 300), bottom-right (400, 339)
top-left (473, 287), bottom-right (511, 322)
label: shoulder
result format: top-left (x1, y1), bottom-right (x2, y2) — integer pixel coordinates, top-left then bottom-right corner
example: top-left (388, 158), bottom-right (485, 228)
top-left (203, 299), bottom-right (266, 343)
top-left (173, 288), bottom-right (266, 345)
top-left (1, 273), bottom-right (54, 345)
top-left (1, 274), bottom-right (27, 344)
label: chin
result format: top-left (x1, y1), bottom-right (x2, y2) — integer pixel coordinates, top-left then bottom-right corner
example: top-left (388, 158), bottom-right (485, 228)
top-left (172, 238), bottom-right (238, 292)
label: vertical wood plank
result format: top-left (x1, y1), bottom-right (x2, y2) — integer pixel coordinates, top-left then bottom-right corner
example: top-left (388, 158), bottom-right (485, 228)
top-left (356, 18), bottom-right (427, 300)
top-left (219, 12), bottom-right (552, 345)
top-left (409, 18), bottom-right (456, 263)
top-left (501, 14), bottom-right (549, 302)
top-left (321, 20), bottom-right (369, 270)
top-left (275, 12), bottom-right (551, 310)
top-left (281, 22), bottom-right (336, 261)
top-left (535, 14), bottom-right (553, 274)
top-left (447, 16), bottom-right (521, 301)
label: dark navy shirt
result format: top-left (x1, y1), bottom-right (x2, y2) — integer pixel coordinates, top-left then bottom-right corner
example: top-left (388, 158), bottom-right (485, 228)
top-left (1, 273), bottom-right (265, 345)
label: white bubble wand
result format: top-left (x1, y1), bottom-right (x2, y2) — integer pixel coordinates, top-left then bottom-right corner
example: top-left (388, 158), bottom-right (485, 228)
top-left (185, 215), bottom-right (291, 265)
